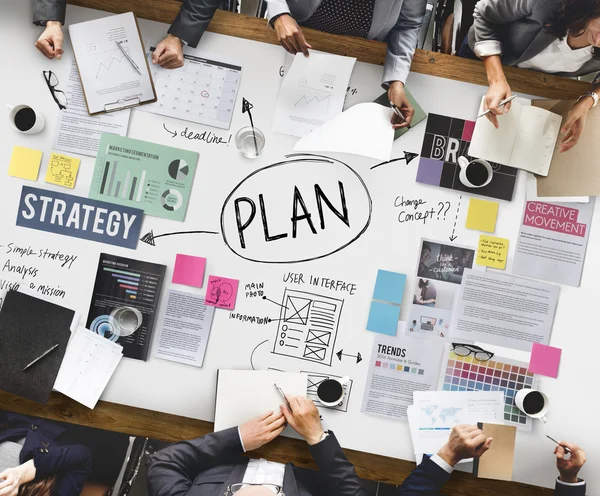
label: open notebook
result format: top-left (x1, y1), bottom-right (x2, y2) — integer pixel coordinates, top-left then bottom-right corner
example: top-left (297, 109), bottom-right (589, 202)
top-left (469, 97), bottom-right (562, 176)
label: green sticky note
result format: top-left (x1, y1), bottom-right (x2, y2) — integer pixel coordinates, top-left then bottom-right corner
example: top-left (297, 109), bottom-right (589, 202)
top-left (374, 89), bottom-right (428, 140)
top-left (90, 134), bottom-right (199, 222)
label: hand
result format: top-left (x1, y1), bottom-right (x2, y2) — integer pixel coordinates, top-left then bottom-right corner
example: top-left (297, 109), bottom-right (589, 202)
top-left (273, 14), bottom-right (311, 57)
top-left (483, 79), bottom-right (512, 128)
top-left (560, 100), bottom-right (591, 153)
top-left (280, 396), bottom-right (323, 445)
top-left (239, 411), bottom-right (286, 452)
top-left (35, 21), bottom-right (63, 60)
top-left (0, 461), bottom-right (36, 496)
top-left (388, 81), bottom-right (414, 129)
top-left (555, 442), bottom-right (586, 483)
top-left (152, 34), bottom-right (184, 69)
top-left (437, 425), bottom-right (493, 466)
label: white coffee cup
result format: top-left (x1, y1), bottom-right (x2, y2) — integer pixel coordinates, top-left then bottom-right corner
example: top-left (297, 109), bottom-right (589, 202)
top-left (316, 376), bottom-right (350, 407)
top-left (457, 156), bottom-right (493, 188)
top-left (6, 104), bottom-right (45, 134)
top-left (515, 388), bottom-right (549, 423)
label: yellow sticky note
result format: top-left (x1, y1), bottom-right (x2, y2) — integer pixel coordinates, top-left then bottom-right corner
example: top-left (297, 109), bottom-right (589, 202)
top-left (465, 198), bottom-right (499, 233)
top-left (8, 146), bottom-right (43, 181)
top-left (45, 153), bottom-right (80, 189)
top-left (477, 235), bottom-right (509, 269)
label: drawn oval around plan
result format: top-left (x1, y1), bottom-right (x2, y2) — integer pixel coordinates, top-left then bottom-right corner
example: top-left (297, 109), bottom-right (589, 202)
top-left (220, 155), bottom-right (372, 263)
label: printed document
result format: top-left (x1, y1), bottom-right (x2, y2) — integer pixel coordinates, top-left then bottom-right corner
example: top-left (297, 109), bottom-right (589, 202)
top-left (154, 290), bottom-right (215, 367)
top-left (53, 60), bottom-right (130, 157)
top-left (273, 53), bottom-right (356, 138)
top-left (452, 269), bottom-right (559, 352)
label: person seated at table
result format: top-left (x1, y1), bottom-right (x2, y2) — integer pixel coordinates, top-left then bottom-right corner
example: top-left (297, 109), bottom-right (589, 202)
top-left (265, 0), bottom-right (429, 129)
top-left (32, 0), bottom-right (222, 69)
top-left (398, 424), bottom-right (588, 495)
top-left (459, 0), bottom-right (600, 152)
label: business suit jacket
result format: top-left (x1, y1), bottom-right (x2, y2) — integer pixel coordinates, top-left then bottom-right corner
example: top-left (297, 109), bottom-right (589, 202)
top-left (32, 0), bottom-right (217, 47)
top-left (396, 455), bottom-right (587, 495)
top-left (146, 428), bottom-right (367, 496)
top-left (266, 0), bottom-right (428, 86)
top-left (0, 413), bottom-right (92, 496)
top-left (467, 0), bottom-right (600, 78)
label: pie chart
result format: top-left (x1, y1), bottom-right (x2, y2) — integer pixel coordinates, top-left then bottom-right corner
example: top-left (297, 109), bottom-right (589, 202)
top-left (168, 159), bottom-right (189, 181)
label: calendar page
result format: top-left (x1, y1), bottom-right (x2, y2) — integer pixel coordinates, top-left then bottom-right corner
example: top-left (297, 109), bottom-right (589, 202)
top-left (139, 48), bottom-right (242, 130)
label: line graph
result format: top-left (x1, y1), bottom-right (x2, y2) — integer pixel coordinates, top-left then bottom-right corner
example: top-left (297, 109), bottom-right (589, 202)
top-left (94, 48), bottom-right (134, 78)
top-left (294, 86), bottom-right (331, 115)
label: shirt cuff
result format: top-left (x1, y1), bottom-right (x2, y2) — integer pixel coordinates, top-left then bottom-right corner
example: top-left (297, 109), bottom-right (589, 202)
top-left (267, 3), bottom-right (291, 22)
top-left (430, 454), bottom-right (454, 474)
top-left (474, 40), bottom-right (503, 58)
top-left (556, 477), bottom-right (586, 486)
top-left (238, 427), bottom-right (246, 453)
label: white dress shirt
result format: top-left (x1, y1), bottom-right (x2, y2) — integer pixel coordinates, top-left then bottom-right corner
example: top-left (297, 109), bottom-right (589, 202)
top-left (238, 427), bottom-right (286, 489)
top-left (517, 37), bottom-right (593, 73)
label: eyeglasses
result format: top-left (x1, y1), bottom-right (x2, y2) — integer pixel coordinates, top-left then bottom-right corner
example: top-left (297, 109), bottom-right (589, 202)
top-left (43, 70), bottom-right (68, 110)
top-left (452, 343), bottom-right (494, 362)
top-left (225, 484), bottom-right (285, 495)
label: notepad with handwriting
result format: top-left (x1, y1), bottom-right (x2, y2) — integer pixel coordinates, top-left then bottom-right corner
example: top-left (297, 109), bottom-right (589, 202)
top-left (469, 97), bottom-right (562, 176)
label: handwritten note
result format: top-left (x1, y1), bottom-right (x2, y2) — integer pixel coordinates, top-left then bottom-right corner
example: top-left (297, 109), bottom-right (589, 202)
top-left (466, 198), bottom-right (499, 233)
top-left (45, 153), bottom-right (80, 188)
top-left (476, 235), bottom-right (509, 269)
top-left (206, 275), bottom-right (239, 310)
top-left (8, 146), bottom-right (42, 181)
top-left (172, 254), bottom-right (206, 288)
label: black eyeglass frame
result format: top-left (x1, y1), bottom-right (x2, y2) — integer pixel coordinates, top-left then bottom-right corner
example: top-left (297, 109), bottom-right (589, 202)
top-left (451, 343), bottom-right (494, 361)
top-left (43, 70), bottom-right (68, 110)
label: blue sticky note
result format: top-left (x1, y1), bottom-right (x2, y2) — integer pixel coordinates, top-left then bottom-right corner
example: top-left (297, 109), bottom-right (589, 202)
top-left (366, 301), bottom-right (401, 336)
top-left (372, 270), bottom-right (406, 305)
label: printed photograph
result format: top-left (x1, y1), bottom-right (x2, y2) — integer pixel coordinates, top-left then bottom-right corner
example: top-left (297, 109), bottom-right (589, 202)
top-left (417, 241), bottom-right (474, 285)
top-left (412, 277), bottom-right (456, 311)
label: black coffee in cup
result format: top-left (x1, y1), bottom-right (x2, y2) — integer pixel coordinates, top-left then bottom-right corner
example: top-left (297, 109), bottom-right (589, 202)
top-left (14, 107), bottom-right (36, 132)
top-left (466, 161), bottom-right (490, 186)
top-left (317, 379), bottom-right (343, 403)
top-left (523, 391), bottom-right (545, 414)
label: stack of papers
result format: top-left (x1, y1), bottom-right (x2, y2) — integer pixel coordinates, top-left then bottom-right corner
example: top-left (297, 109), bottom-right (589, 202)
top-left (54, 326), bottom-right (123, 409)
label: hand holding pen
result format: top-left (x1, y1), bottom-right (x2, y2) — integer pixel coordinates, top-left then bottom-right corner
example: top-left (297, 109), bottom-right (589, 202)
top-left (388, 81), bottom-right (414, 130)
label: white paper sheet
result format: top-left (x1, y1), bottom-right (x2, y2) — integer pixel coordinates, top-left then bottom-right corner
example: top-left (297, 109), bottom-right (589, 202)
top-left (53, 60), bottom-right (130, 157)
top-left (273, 53), bottom-right (356, 138)
top-left (154, 290), bottom-right (215, 367)
top-left (293, 103), bottom-right (394, 161)
top-left (451, 269), bottom-right (559, 352)
top-left (214, 370), bottom-right (307, 432)
top-left (54, 326), bottom-right (123, 409)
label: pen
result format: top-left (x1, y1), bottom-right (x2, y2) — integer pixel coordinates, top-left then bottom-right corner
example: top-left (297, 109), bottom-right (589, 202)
top-left (116, 41), bottom-right (142, 76)
top-left (274, 383), bottom-right (293, 412)
top-left (546, 435), bottom-right (572, 454)
top-left (390, 101), bottom-right (411, 129)
top-left (478, 95), bottom-right (517, 118)
top-left (23, 344), bottom-right (59, 371)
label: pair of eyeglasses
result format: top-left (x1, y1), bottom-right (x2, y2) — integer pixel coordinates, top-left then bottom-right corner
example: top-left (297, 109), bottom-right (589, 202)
top-left (452, 343), bottom-right (494, 362)
top-left (43, 70), bottom-right (68, 110)
top-left (225, 484), bottom-right (285, 495)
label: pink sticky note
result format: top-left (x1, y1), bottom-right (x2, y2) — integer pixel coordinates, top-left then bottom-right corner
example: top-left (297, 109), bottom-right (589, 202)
top-left (528, 343), bottom-right (562, 378)
top-left (206, 275), bottom-right (239, 310)
top-left (172, 254), bottom-right (206, 288)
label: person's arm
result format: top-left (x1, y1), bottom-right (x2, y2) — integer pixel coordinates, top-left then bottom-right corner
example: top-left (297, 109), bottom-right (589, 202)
top-left (28, 445), bottom-right (92, 496)
top-left (281, 396), bottom-right (367, 496)
top-left (266, 0), bottom-right (292, 22)
top-left (558, 84), bottom-right (600, 153)
top-left (33, 0), bottom-right (65, 60)
top-left (554, 442), bottom-right (586, 496)
top-left (33, 0), bottom-right (66, 26)
top-left (168, 0), bottom-right (223, 48)
top-left (0, 460), bottom-right (36, 496)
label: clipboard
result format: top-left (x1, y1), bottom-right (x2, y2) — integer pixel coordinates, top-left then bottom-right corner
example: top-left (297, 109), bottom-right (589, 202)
top-left (69, 12), bottom-right (157, 115)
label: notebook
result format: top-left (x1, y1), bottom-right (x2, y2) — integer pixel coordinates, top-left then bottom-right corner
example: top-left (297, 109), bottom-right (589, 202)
top-left (473, 422), bottom-right (517, 481)
top-left (214, 370), bottom-right (307, 432)
top-left (469, 96), bottom-right (562, 176)
top-left (0, 291), bottom-right (74, 403)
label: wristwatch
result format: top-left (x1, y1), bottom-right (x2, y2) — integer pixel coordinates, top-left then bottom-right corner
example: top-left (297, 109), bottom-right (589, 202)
top-left (577, 91), bottom-right (599, 108)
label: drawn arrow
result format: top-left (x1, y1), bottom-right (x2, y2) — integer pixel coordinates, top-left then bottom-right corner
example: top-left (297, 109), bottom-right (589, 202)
top-left (267, 317), bottom-right (287, 323)
top-left (336, 349), bottom-right (363, 364)
top-left (140, 229), bottom-right (219, 246)
top-left (370, 151), bottom-right (419, 170)
top-left (242, 97), bottom-right (258, 154)
top-left (262, 296), bottom-right (288, 310)
top-left (449, 194), bottom-right (463, 242)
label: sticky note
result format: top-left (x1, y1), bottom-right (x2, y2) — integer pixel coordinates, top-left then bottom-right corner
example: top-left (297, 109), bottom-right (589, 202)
top-left (206, 275), bottom-right (239, 310)
top-left (45, 153), bottom-right (80, 188)
top-left (172, 254), bottom-right (206, 288)
top-left (372, 270), bottom-right (406, 304)
top-left (8, 146), bottom-right (42, 181)
top-left (366, 301), bottom-right (400, 336)
top-left (528, 343), bottom-right (562, 378)
top-left (476, 235), bottom-right (509, 269)
top-left (466, 198), bottom-right (499, 233)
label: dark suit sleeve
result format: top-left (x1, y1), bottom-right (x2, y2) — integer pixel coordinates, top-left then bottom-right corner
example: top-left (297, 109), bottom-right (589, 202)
top-left (555, 478), bottom-right (587, 496)
top-left (396, 456), bottom-right (452, 495)
top-left (147, 427), bottom-right (244, 496)
top-left (308, 432), bottom-right (368, 496)
top-left (32, 0), bottom-right (67, 25)
top-left (32, 445), bottom-right (92, 496)
top-left (168, 0), bottom-right (223, 48)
